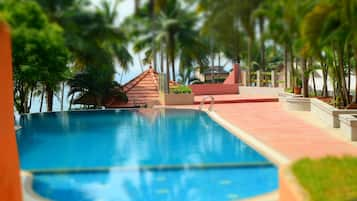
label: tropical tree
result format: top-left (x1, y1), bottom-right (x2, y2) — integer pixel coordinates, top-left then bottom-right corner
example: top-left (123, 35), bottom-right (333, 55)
top-left (67, 67), bottom-right (127, 107)
top-left (1, 0), bottom-right (69, 113)
top-left (126, 0), bottom-right (208, 83)
top-left (302, 0), bottom-right (355, 105)
top-left (200, 0), bottom-right (245, 64)
top-left (32, 0), bottom-right (133, 108)
top-left (63, 1), bottom-right (132, 107)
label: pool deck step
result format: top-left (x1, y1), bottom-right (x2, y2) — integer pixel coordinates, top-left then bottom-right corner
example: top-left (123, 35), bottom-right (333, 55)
top-left (194, 97), bottom-right (278, 104)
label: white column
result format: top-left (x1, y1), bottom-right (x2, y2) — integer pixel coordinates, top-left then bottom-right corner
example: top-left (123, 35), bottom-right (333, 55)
top-left (257, 70), bottom-right (261, 87)
top-left (241, 71), bottom-right (247, 86)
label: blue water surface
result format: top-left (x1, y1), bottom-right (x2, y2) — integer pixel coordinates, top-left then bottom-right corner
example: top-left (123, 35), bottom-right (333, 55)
top-left (17, 109), bottom-right (278, 201)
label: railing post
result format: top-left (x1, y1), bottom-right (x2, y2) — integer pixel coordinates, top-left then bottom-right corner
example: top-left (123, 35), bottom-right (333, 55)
top-left (256, 70), bottom-right (261, 87)
top-left (199, 96), bottom-right (215, 111)
top-left (287, 68), bottom-right (291, 88)
top-left (242, 71), bottom-right (247, 86)
top-left (159, 73), bottom-right (168, 94)
top-left (271, 70), bottom-right (277, 88)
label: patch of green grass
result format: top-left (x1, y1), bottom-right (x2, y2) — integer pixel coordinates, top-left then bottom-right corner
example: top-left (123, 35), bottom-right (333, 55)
top-left (292, 156), bottom-right (357, 201)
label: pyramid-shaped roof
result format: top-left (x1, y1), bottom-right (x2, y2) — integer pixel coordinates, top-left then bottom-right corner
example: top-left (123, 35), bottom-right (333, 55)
top-left (106, 67), bottom-right (160, 108)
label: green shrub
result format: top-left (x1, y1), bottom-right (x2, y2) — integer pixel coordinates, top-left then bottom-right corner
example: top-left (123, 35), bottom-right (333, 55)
top-left (285, 88), bottom-right (293, 93)
top-left (170, 85), bottom-right (192, 94)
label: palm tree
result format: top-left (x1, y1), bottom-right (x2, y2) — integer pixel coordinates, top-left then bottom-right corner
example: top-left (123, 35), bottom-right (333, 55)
top-left (302, 0), bottom-right (353, 105)
top-left (200, 0), bottom-right (244, 64)
top-left (128, 0), bottom-right (208, 83)
top-left (68, 67), bottom-right (127, 107)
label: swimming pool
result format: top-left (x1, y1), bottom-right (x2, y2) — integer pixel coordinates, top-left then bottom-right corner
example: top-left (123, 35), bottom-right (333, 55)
top-left (17, 109), bottom-right (278, 201)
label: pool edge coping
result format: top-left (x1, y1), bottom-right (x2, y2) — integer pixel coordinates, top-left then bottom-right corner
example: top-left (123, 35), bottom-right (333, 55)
top-left (21, 171), bottom-right (51, 201)
top-left (240, 190), bottom-right (279, 201)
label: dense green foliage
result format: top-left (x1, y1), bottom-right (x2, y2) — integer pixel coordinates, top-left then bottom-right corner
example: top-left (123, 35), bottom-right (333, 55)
top-left (124, 0), bottom-right (209, 82)
top-left (170, 85), bottom-right (192, 94)
top-left (1, 0), bottom-right (132, 112)
top-left (3, 0), bottom-right (357, 112)
top-left (1, 1), bottom-right (69, 113)
top-left (292, 157), bottom-right (357, 201)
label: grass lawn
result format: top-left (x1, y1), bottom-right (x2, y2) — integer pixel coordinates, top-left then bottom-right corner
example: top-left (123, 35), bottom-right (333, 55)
top-left (292, 156), bottom-right (357, 201)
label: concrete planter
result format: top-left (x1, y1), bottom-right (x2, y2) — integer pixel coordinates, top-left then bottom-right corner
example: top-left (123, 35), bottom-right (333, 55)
top-left (311, 98), bottom-right (357, 128)
top-left (339, 114), bottom-right (357, 141)
top-left (279, 96), bottom-right (311, 112)
top-left (160, 93), bottom-right (194, 105)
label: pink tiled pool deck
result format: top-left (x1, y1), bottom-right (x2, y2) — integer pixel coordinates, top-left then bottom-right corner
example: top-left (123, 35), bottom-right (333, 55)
top-left (177, 100), bottom-right (357, 163)
top-left (213, 102), bottom-right (357, 161)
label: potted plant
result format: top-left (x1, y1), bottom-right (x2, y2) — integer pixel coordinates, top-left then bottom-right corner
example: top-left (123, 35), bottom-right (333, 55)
top-left (294, 78), bottom-right (302, 95)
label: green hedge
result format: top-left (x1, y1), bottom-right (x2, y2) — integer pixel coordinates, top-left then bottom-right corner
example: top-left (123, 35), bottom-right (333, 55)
top-left (170, 85), bottom-right (192, 94)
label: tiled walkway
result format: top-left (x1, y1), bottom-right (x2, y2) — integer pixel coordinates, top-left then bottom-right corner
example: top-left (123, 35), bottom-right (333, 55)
top-left (210, 102), bottom-right (357, 161)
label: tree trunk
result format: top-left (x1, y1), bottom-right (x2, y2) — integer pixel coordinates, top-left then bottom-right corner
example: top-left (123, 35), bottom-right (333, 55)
top-left (355, 52), bottom-right (357, 103)
top-left (290, 51), bottom-right (295, 88)
top-left (322, 63), bottom-right (328, 97)
top-left (338, 47), bottom-right (349, 105)
top-left (60, 82), bottom-right (65, 111)
top-left (309, 57), bottom-right (317, 96)
top-left (247, 38), bottom-right (252, 86)
top-left (347, 44), bottom-right (352, 95)
top-left (169, 32), bottom-right (176, 81)
top-left (149, 0), bottom-right (157, 72)
top-left (301, 57), bottom-right (309, 97)
top-left (134, 0), bottom-right (140, 14)
top-left (312, 72), bottom-right (317, 97)
top-left (166, 50), bottom-right (170, 88)
top-left (284, 47), bottom-right (288, 89)
top-left (218, 53), bottom-right (221, 67)
top-left (259, 16), bottom-right (265, 85)
top-left (39, 85), bottom-right (45, 112)
top-left (69, 93), bottom-right (74, 110)
top-left (211, 52), bottom-right (215, 83)
top-left (46, 85), bottom-right (54, 112)
top-left (160, 46), bottom-right (164, 73)
top-left (28, 87), bottom-right (34, 113)
top-left (19, 84), bottom-right (28, 114)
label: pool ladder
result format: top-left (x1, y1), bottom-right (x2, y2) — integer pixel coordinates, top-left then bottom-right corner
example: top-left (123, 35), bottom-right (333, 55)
top-left (199, 96), bottom-right (215, 111)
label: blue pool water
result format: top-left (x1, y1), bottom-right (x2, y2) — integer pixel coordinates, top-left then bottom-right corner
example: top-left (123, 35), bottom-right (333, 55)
top-left (17, 109), bottom-right (278, 201)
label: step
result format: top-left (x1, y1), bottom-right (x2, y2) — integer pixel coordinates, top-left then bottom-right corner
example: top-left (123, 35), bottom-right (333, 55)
top-left (127, 91), bottom-right (159, 95)
top-left (127, 92), bottom-right (159, 96)
top-left (132, 87), bottom-right (158, 90)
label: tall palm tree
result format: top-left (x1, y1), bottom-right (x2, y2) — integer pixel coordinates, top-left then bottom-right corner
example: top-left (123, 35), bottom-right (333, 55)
top-left (302, 0), bottom-right (352, 105)
top-left (200, 0), bottom-right (244, 64)
top-left (129, 0), bottom-right (207, 82)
